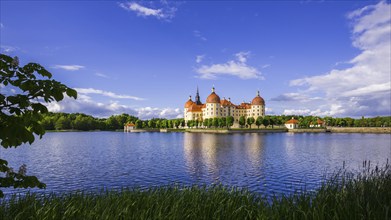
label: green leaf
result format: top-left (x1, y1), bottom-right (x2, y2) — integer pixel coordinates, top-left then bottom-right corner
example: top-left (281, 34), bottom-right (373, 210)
top-left (66, 88), bottom-right (78, 99)
top-left (1, 53), bottom-right (74, 192)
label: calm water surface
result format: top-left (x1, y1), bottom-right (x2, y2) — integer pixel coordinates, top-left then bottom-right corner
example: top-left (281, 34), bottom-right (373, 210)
top-left (1, 132), bottom-right (390, 196)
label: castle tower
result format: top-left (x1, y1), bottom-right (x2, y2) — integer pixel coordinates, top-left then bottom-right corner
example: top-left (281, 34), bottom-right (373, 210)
top-left (195, 86), bottom-right (202, 105)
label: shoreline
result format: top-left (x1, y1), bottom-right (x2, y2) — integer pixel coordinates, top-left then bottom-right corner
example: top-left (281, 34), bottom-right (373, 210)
top-left (186, 128), bottom-right (287, 133)
top-left (46, 127), bottom-right (391, 134)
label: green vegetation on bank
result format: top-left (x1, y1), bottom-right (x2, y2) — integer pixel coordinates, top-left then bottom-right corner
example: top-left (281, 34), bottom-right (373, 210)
top-left (39, 112), bottom-right (391, 131)
top-left (39, 112), bottom-right (185, 131)
top-left (1, 164), bottom-right (390, 219)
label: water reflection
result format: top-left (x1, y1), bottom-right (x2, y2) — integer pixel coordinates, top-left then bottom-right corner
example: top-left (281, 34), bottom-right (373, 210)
top-left (1, 132), bottom-right (389, 197)
top-left (183, 133), bottom-right (266, 185)
top-left (245, 133), bottom-right (265, 169)
top-left (183, 133), bottom-right (219, 182)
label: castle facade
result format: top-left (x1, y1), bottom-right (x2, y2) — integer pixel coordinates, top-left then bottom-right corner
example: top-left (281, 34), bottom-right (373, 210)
top-left (184, 87), bottom-right (265, 124)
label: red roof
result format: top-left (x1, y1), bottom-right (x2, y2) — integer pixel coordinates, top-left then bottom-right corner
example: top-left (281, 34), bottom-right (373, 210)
top-left (187, 104), bottom-right (203, 112)
top-left (236, 102), bottom-right (251, 109)
top-left (251, 96), bottom-right (265, 105)
top-left (310, 119), bottom-right (325, 125)
top-left (125, 123), bottom-right (136, 126)
top-left (206, 92), bottom-right (221, 103)
top-left (184, 99), bottom-right (194, 108)
top-left (220, 98), bottom-right (235, 107)
top-left (285, 118), bottom-right (299, 124)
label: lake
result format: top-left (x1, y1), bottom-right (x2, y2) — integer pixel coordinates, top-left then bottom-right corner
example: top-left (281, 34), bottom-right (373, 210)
top-left (1, 132), bottom-right (390, 197)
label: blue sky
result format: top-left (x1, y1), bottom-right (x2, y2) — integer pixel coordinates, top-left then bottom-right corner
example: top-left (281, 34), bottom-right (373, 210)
top-left (1, 1), bottom-right (390, 119)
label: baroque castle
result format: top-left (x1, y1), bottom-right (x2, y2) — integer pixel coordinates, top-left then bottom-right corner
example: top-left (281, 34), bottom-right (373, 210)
top-left (184, 87), bottom-right (265, 124)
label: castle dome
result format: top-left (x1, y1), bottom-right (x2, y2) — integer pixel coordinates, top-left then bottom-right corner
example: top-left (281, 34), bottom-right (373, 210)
top-left (251, 91), bottom-right (265, 105)
top-left (206, 87), bottom-right (221, 103)
top-left (184, 96), bottom-right (194, 108)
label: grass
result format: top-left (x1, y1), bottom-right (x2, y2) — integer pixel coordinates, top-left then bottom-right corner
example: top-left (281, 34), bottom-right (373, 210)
top-left (1, 162), bottom-right (390, 219)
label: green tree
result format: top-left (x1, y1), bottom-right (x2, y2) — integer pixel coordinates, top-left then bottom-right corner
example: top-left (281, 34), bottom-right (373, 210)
top-left (203, 119), bottom-right (208, 128)
top-left (106, 116), bottom-right (120, 130)
top-left (262, 117), bottom-right (270, 128)
top-left (115, 114), bottom-right (131, 128)
top-left (40, 115), bottom-right (55, 130)
top-left (220, 117), bottom-right (226, 128)
top-left (155, 120), bottom-right (161, 128)
top-left (54, 116), bottom-right (70, 130)
top-left (255, 117), bottom-right (263, 129)
top-left (0, 54), bottom-right (77, 197)
top-left (247, 117), bottom-right (255, 128)
top-left (208, 118), bottom-right (214, 128)
top-left (148, 120), bottom-right (155, 128)
top-left (213, 118), bottom-right (219, 128)
top-left (239, 116), bottom-right (246, 128)
top-left (135, 120), bottom-right (142, 128)
top-left (161, 120), bottom-right (167, 128)
top-left (269, 116), bottom-right (276, 128)
top-left (226, 116), bottom-right (234, 128)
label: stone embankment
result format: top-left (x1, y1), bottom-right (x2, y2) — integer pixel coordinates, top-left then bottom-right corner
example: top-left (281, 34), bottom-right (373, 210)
top-left (328, 127), bottom-right (391, 134)
top-left (288, 129), bottom-right (326, 133)
top-left (126, 127), bottom-right (390, 134)
top-left (186, 128), bottom-right (287, 133)
top-left (126, 129), bottom-right (160, 133)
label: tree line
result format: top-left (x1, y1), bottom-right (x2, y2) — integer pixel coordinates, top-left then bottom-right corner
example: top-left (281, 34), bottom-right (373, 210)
top-left (40, 113), bottom-right (391, 131)
top-left (40, 112), bottom-right (186, 130)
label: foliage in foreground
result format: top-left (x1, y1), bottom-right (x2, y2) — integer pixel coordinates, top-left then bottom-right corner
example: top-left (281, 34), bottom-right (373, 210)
top-left (0, 54), bottom-right (77, 197)
top-left (1, 164), bottom-right (390, 219)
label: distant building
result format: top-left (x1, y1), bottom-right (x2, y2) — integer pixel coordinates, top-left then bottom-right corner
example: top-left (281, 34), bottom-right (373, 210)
top-left (184, 87), bottom-right (265, 125)
top-left (124, 123), bottom-right (136, 132)
top-left (285, 117), bottom-right (299, 129)
top-left (310, 118), bottom-right (325, 128)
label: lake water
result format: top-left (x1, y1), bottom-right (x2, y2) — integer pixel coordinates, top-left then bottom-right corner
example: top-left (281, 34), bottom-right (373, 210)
top-left (1, 132), bottom-right (390, 196)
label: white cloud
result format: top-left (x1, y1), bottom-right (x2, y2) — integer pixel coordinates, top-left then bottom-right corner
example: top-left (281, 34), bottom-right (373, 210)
top-left (136, 107), bottom-right (182, 119)
top-left (283, 104), bottom-right (346, 116)
top-left (193, 30), bottom-right (207, 41)
top-left (283, 109), bottom-right (311, 115)
top-left (52, 65), bottom-right (85, 71)
top-left (287, 1), bottom-right (391, 117)
top-left (0, 23), bottom-right (4, 28)
top-left (265, 107), bottom-right (274, 115)
top-left (196, 55), bottom-right (205, 63)
top-left (0, 45), bottom-right (19, 53)
top-left (196, 51), bottom-right (263, 80)
top-left (119, 2), bottom-right (176, 21)
top-left (271, 93), bottom-right (322, 102)
top-left (45, 96), bottom-right (181, 119)
top-left (95, 72), bottom-right (109, 78)
top-left (75, 88), bottom-right (145, 101)
top-left (235, 51), bottom-right (250, 63)
top-left (262, 64), bottom-right (271, 69)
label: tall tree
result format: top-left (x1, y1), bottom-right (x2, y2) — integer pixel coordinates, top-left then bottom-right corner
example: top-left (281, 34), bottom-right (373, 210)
top-left (220, 117), bottom-right (226, 128)
top-left (247, 117), bottom-right (255, 128)
top-left (262, 117), bottom-right (270, 128)
top-left (213, 118), bottom-right (219, 128)
top-left (0, 54), bottom-right (77, 197)
top-left (255, 117), bottom-right (263, 129)
top-left (226, 116), bottom-right (234, 128)
top-left (239, 116), bottom-right (246, 128)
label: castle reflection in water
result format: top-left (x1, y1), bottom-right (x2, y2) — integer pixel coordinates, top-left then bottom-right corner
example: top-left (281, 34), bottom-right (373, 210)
top-left (183, 133), bottom-right (265, 184)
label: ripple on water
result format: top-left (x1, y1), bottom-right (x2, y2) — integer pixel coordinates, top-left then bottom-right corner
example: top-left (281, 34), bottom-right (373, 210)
top-left (0, 132), bottom-right (390, 197)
